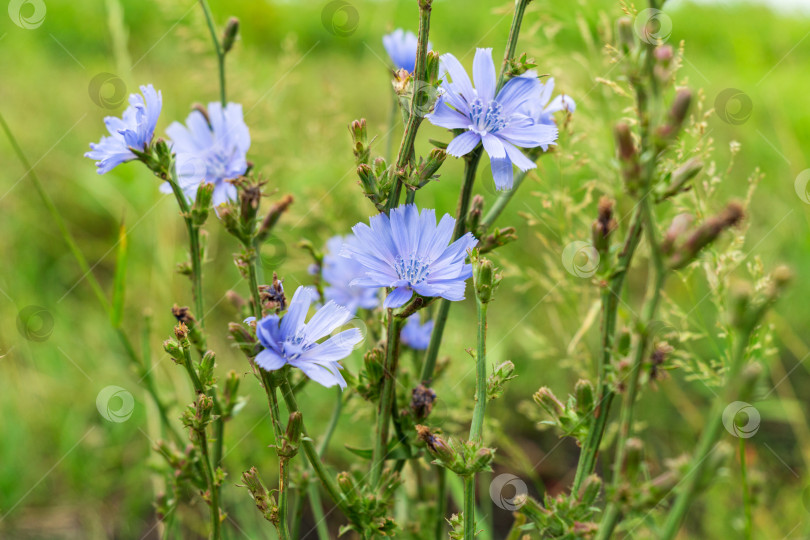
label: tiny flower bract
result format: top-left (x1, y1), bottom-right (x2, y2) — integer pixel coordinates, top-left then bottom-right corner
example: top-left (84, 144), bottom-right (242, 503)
top-left (85, 84), bottom-right (162, 174)
top-left (322, 235), bottom-right (380, 314)
top-left (164, 102), bottom-right (251, 205)
top-left (426, 48), bottom-right (558, 190)
top-left (342, 204), bottom-right (478, 309)
top-left (255, 286), bottom-right (361, 389)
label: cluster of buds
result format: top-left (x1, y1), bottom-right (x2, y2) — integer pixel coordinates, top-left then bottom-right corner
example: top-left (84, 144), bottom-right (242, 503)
top-left (172, 304), bottom-right (205, 351)
top-left (182, 393), bottom-right (215, 438)
top-left (656, 88), bottom-right (693, 145)
top-left (154, 440), bottom-right (201, 487)
top-left (486, 360), bottom-right (517, 400)
top-left (258, 273), bottom-right (287, 314)
top-left (349, 119), bottom-right (371, 165)
top-left (663, 202), bottom-right (745, 269)
top-left (354, 346), bottom-right (384, 402)
top-left (730, 265), bottom-right (791, 333)
top-left (392, 50), bottom-right (441, 117)
top-left (190, 182), bottom-right (214, 226)
top-left (533, 382), bottom-right (594, 444)
top-left (229, 320), bottom-right (260, 358)
top-left (515, 475), bottom-right (602, 537)
top-left (658, 158), bottom-right (702, 202)
top-left (615, 123), bottom-right (641, 193)
top-left (336, 469), bottom-right (399, 537)
top-left (240, 467), bottom-right (278, 524)
top-left (164, 322), bottom-right (190, 365)
top-left (409, 384), bottom-right (437, 420)
top-left (356, 158), bottom-right (391, 212)
top-left (415, 425), bottom-right (494, 475)
top-left (504, 52), bottom-right (538, 79)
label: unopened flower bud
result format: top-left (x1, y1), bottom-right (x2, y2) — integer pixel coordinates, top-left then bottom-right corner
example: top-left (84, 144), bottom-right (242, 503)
top-left (349, 119), bottom-right (369, 164)
top-left (229, 322), bottom-right (258, 357)
top-left (467, 194), bottom-right (484, 235)
top-left (199, 351), bottom-right (216, 387)
top-left (533, 387), bottom-right (565, 418)
top-left (659, 88), bottom-right (693, 141)
top-left (615, 123), bottom-right (636, 161)
top-left (579, 474), bottom-right (602, 506)
top-left (624, 438), bottom-right (644, 478)
top-left (337, 471), bottom-right (359, 503)
top-left (285, 411), bottom-right (303, 445)
top-left (591, 196), bottom-right (617, 254)
top-left (473, 256), bottom-right (500, 304)
top-left (357, 163), bottom-right (378, 198)
top-left (410, 384), bottom-right (437, 420)
top-left (655, 45), bottom-right (674, 64)
top-left (670, 202), bottom-right (744, 269)
top-left (222, 17), bottom-right (240, 53)
top-left (616, 17), bottom-right (635, 53)
top-left (469, 447), bottom-right (494, 472)
top-left (163, 339), bottom-right (184, 364)
top-left (574, 379), bottom-right (595, 416)
top-left (256, 194), bottom-right (294, 243)
top-left (174, 322), bottom-right (189, 342)
top-left (419, 148), bottom-right (447, 183)
top-left (416, 424), bottom-right (456, 465)
top-left (661, 159), bottom-right (702, 201)
top-left (425, 50), bottom-right (441, 83)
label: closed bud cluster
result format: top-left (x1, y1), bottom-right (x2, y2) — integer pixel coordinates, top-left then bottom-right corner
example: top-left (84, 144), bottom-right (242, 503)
top-left (591, 196), bottom-right (617, 255)
top-left (258, 273), bottom-right (286, 313)
top-left (349, 119), bottom-right (370, 165)
top-left (416, 148), bottom-right (447, 186)
top-left (164, 339), bottom-right (184, 364)
top-left (191, 182), bottom-right (214, 226)
top-left (198, 351), bottom-right (217, 388)
top-left (486, 360), bottom-right (517, 400)
top-left (229, 321), bottom-right (259, 357)
top-left (466, 195), bottom-right (484, 237)
top-left (241, 467), bottom-right (277, 523)
top-left (534, 386), bottom-right (565, 418)
top-left (504, 52), bottom-right (538, 79)
top-left (174, 321), bottom-right (189, 342)
top-left (425, 50), bottom-right (441, 84)
top-left (472, 253), bottom-right (501, 304)
top-left (669, 202), bottom-right (744, 269)
top-left (416, 424), bottom-right (456, 467)
top-left (660, 159), bottom-right (702, 201)
top-left (256, 194), bottom-right (294, 243)
top-left (279, 411), bottom-right (302, 458)
top-left (337, 471), bottom-right (360, 505)
top-left (478, 226), bottom-right (517, 254)
top-left (657, 88), bottom-right (692, 143)
top-left (574, 379), bottom-right (595, 416)
top-left (654, 45), bottom-right (675, 83)
top-left (222, 370), bottom-right (241, 417)
top-left (218, 202), bottom-right (242, 241)
top-left (616, 17), bottom-right (636, 53)
top-left (172, 304), bottom-right (205, 351)
top-left (236, 177), bottom-right (265, 227)
top-left (615, 123), bottom-right (641, 191)
top-left (222, 17), bottom-right (240, 53)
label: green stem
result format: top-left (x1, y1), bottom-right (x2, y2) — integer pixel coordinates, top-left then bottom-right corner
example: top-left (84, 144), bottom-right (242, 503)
top-left (371, 311), bottom-right (404, 488)
top-left (198, 0), bottom-right (227, 107)
top-left (198, 430), bottom-right (221, 540)
top-left (469, 302), bottom-right (488, 441)
top-left (659, 335), bottom-right (752, 539)
top-left (740, 436), bottom-right (752, 540)
top-left (479, 168), bottom-right (529, 232)
top-left (386, 2), bottom-right (432, 212)
top-left (496, 0), bottom-right (531, 90)
top-left (277, 377), bottom-right (357, 521)
top-left (435, 466), bottom-right (448, 540)
top-left (463, 475), bottom-right (476, 540)
top-left (420, 148), bottom-right (482, 383)
top-left (572, 205), bottom-right (644, 492)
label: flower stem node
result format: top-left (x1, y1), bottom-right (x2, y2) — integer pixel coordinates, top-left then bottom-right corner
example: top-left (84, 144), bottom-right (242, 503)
top-left (240, 467), bottom-right (277, 523)
top-left (486, 360), bottom-right (517, 400)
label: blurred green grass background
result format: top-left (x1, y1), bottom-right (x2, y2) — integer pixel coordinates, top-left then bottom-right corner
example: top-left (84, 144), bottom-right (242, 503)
top-left (1, 0), bottom-right (809, 538)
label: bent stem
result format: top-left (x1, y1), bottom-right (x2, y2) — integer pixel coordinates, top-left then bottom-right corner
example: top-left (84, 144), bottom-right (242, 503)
top-left (371, 311), bottom-right (404, 488)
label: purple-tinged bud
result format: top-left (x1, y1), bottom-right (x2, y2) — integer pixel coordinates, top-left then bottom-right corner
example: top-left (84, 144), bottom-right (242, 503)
top-left (661, 213), bottom-right (693, 255)
top-left (592, 196), bottom-right (617, 255)
top-left (174, 322), bottom-right (189, 342)
top-left (669, 202), bottom-right (744, 269)
top-left (229, 322), bottom-right (258, 357)
top-left (533, 387), bottom-right (565, 418)
top-left (256, 194), bottom-right (294, 243)
top-left (410, 384), bottom-right (437, 420)
top-left (222, 17), bottom-right (240, 53)
top-left (615, 123), bottom-right (636, 161)
top-left (416, 424), bottom-right (456, 465)
top-left (349, 119), bottom-right (369, 165)
top-left (357, 163), bottom-right (378, 199)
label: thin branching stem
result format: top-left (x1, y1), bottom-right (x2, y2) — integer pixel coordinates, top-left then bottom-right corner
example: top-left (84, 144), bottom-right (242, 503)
top-left (198, 0), bottom-right (227, 107)
top-left (371, 311), bottom-right (404, 488)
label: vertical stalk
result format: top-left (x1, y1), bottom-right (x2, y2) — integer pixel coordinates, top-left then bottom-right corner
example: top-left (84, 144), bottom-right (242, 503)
top-left (198, 0), bottom-right (227, 107)
top-left (740, 437), bottom-right (752, 540)
top-left (420, 147), bottom-right (482, 383)
top-left (469, 302), bottom-right (488, 441)
top-left (496, 0), bottom-right (531, 90)
top-left (261, 371), bottom-right (291, 540)
top-left (435, 467), bottom-right (448, 540)
top-left (198, 430), bottom-right (222, 540)
top-left (371, 311), bottom-right (404, 488)
top-left (386, 1), bottom-right (432, 212)
top-left (463, 475), bottom-right (476, 540)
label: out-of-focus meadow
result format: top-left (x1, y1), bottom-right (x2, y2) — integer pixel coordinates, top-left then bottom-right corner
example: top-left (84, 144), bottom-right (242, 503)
top-left (1, 0), bottom-right (809, 538)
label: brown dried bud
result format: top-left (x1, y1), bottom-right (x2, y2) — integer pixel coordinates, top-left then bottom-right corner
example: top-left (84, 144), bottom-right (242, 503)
top-left (257, 194), bottom-right (294, 242)
top-left (592, 196), bottom-right (617, 253)
top-left (410, 384), bottom-right (437, 420)
top-left (670, 202), bottom-right (744, 269)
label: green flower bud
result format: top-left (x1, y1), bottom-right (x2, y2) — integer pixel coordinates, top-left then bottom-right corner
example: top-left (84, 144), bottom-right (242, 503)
top-left (222, 17), bottom-right (240, 53)
top-left (199, 351), bottom-right (216, 387)
top-left (163, 339), bottom-right (184, 364)
top-left (574, 379), bottom-right (595, 416)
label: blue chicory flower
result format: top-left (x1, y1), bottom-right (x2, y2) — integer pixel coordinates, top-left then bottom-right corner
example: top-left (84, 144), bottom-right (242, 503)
top-left (342, 204), bottom-right (478, 309)
top-left (382, 29), bottom-right (431, 73)
top-left (426, 48), bottom-right (559, 190)
top-left (322, 236), bottom-right (380, 314)
top-left (255, 286), bottom-right (362, 389)
top-left (85, 84), bottom-right (162, 174)
top-left (401, 315), bottom-right (434, 350)
top-left (522, 75), bottom-right (576, 136)
top-left (163, 102), bottom-right (251, 205)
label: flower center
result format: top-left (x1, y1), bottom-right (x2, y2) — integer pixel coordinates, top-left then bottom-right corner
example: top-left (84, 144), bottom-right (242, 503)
top-left (282, 331), bottom-right (308, 359)
top-left (394, 255), bottom-right (431, 286)
top-left (468, 98), bottom-right (507, 135)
